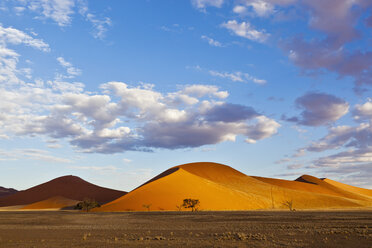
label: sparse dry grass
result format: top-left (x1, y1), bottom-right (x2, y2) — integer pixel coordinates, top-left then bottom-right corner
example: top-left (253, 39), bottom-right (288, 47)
top-left (0, 211), bottom-right (370, 247)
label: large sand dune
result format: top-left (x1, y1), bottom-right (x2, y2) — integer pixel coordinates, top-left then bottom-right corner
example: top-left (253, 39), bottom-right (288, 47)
top-left (0, 175), bottom-right (126, 207)
top-left (96, 162), bottom-right (372, 212)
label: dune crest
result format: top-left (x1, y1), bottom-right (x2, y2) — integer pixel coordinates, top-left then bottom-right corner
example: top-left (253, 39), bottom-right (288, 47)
top-left (96, 162), bottom-right (372, 212)
top-left (322, 178), bottom-right (372, 198)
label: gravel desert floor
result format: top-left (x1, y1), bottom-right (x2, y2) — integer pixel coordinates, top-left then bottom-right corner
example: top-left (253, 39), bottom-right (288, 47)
top-left (0, 210), bottom-right (371, 248)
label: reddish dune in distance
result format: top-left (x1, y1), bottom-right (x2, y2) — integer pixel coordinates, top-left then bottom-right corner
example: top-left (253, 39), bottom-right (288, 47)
top-left (21, 196), bottom-right (80, 210)
top-left (0, 186), bottom-right (18, 198)
top-left (95, 162), bottom-right (372, 212)
top-left (0, 175), bottom-right (126, 207)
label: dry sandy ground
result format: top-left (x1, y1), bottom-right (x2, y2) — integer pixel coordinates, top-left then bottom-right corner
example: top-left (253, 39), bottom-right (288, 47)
top-left (0, 211), bottom-right (371, 248)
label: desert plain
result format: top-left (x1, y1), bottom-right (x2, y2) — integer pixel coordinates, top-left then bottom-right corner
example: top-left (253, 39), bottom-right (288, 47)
top-left (0, 210), bottom-right (371, 248)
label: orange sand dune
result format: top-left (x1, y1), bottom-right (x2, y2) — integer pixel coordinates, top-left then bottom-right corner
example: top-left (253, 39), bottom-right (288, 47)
top-left (21, 196), bottom-right (79, 210)
top-left (253, 175), bottom-right (371, 202)
top-left (96, 162), bottom-right (372, 212)
top-left (322, 178), bottom-right (372, 198)
top-left (0, 175), bottom-right (126, 207)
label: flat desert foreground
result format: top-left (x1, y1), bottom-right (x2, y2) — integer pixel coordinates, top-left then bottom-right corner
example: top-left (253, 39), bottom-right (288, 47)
top-left (0, 211), bottom-right (371, 248)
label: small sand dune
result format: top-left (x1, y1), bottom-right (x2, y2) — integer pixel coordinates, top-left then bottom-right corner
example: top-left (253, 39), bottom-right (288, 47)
top-left (0, 205), bottom-right (25, 211)
top-left (21, 196), bottom-right (80, 210)
top-left (95, 162), bottom-right (372, 212)
top-left (253, 175), bottom-right (371, 202)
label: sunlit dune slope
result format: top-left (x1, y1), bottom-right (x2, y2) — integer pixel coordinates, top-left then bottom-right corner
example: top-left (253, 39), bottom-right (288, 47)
top-left (21, 196), bottom-right (79, 210)
top-left (0, 175), bottom-right (126, 207)
top-left (96, 162), bottom-right (371, 212)
top-left (322, 178), bottom-right (372, 198)
top-left (253, 175), bottom-right (371, 202)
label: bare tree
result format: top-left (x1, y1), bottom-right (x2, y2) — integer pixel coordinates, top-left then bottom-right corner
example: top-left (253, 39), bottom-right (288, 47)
top-left (182, 198), bottom-right (200, 212)
top-left (142, 204), bottom-right (152, 211)
top-left (74, 198), bottom-right (100, 212)
top-left (282, 199), bottom-right (295, 211)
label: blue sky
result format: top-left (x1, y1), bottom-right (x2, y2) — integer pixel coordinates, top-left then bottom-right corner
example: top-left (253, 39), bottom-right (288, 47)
top-left (0, 0), bottom-right (371, 191)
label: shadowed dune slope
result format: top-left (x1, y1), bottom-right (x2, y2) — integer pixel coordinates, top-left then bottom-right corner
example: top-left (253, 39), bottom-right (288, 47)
top-left (0, 187), bottom-right (18, 198)
top-left (96, 162), bottom-right (372, 212)
top-left (21, 196), bottom-right (79, 210)
top-left (0, 176), bottom-right (126, 207)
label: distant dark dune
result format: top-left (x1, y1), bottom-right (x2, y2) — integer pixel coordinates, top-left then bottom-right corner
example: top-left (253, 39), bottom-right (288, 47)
top-left (0, 187), bottom-right (18, 198)
top-left (0, 175), bottom-right (126, 207)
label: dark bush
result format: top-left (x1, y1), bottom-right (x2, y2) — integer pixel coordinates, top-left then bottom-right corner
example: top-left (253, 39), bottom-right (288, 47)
top-left (74, 198), bottom-right (100, 212)
top-left (182, 198), bottom-right (200, 212)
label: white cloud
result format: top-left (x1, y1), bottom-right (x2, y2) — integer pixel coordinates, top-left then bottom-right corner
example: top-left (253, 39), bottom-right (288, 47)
top-left (0, 24), bottom-right (50, 52)
top-left (313, 148), bottom-right (372, 168)
top-left (287, 163), bottom-right (303, 169)
top-left (70, 165), bottom-right (118, 172)
top-left (221, 20), bottom-right (270, 43)
top-left (201, 35), bottom-right (222, 47)
top-left (84, 13), bottom-right (111, 39)
top-left (293, 148), bottom-right (306, 157)
top-left (0, 148), bottom-right (72, 163)
top-left (28, 0), bottom-right (75, 27)
top-left (181, 84), bottom-right (229, 99)
top-left (233, 5), bottom-right (247, 14)
top-left (3, 0), bottom-right (112, 39)
top-left (13, 6), bottom-right (26, 15)
top-left (0, 25), bottom-right (50, 86)
top-left (353, 100), bottom-right (372, 121)
top-left (306, 121), bottom-right (372, 153)
top-left (275, 158), bottom-right (291, 164)
top-left (0, 47), bottom-right (21, 84)
top-left (240, 0), bottom-right (275, 17)
top-left (56, 56), bottom-right (72, 67)
top-left (191, 0), bottom-right (224, 9)
top-left (77, 0), bottom-right (112, 39)
top-left (209, 70), bottom-right (267, 84)
top-left (0, 134), bottom-right (10, 139)
top-left (56, 56), bottom-right (81, 77)
top-left (245, 115), bottom-right (280, 141)
top-left (122, 158), bottom-right (132, 163)
top-left (47, 143), bottom-right (62, 149)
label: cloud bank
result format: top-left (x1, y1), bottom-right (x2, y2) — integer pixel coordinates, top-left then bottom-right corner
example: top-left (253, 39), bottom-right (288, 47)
top-left (0, 24), bottom-right (280, 154)
top-left (285, 92), bottom-right (349, 126)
